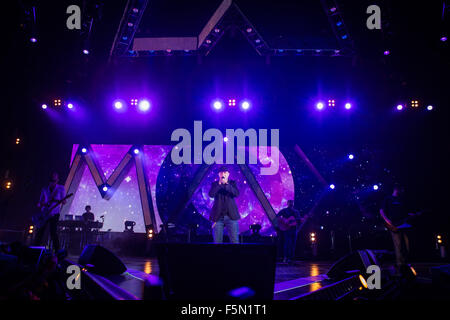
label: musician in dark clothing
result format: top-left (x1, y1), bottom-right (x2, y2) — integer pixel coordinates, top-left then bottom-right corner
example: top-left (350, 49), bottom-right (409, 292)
top-left (277, 200), bottom-right (302, 263)
top-left (380, 184), bottom-right (412, 270)
top-left (34, 172), bottom-right (66, 252)
top-left (82, 205), bottom-right (95, 222)
top-left (208, 166), bottom-right (240, 243)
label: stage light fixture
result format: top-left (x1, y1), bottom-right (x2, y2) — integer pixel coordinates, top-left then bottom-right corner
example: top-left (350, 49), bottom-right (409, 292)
top-left (383, 50), bottom-right (390, 56)
top-left (138, 100), bottom-right (150, 112)
top-left (67, 103), bottom-right (74, 109)
top-left (241, 100), bottom-right (250, 110)
top-left (329, 184), bottom-right (335, 190)
top-left (82, 49), bottom-right (89, 55)
top-left (223, 137), bottom-right (229, 142)
top-left (30, 37), bottom-right (37, 43)
top-left (130, 99), bottom-right (138, 106)
top-left (427, 105), bottom-right (434, 111)
top-left (15, 138), bottom-right (20, 145)
top-left (344, 103), bottom-right (352, 110)
top-left (214, 28), bottom-right (220, 33)
top-left (113, 100), bottom-right (124, 110)
top-left (316, 102), bottom-right (325, 110)
top-left (348, 154), bottom-right (354, 160)
top-left (228, 99), bottom-right (236, 107)
top-left (328, 99), bottom-right (335, 107)
top-left (133, 148), bottom-right (140, 155)
top-left (81, 147), bottom-right (87, 154)
top-left (441, 36), bottom-right (447, 42)
top-left (54, 99), bottom-right (62, 107)
top-left (41, 104), bottom-right (48, 110)
top-left (102, 186), bottom-right (108, 192)
top-left (213, 100), bottom-right (223, 111)
top-left (411, 100), bottom-right (419, 108)
top-left (396, 104), bottom-right (404, 111)
top-left (246, 27), bottom-right (253, 33)
top-left (206, 39), bottom-right (212, 44)
top-left (373, 184), bottom-right (379, 191)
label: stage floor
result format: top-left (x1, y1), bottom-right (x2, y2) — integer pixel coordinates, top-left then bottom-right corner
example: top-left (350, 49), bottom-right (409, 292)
top-left (68, 253), bottom-right (448, 300)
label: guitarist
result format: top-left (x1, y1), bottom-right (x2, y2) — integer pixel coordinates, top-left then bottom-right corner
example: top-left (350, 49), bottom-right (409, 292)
top-left (33, 172), bottom-right (66, 252)
top-left (380, 183), bottom-right (414, 272)
top-left (277, 200), bottom-right (302, 263)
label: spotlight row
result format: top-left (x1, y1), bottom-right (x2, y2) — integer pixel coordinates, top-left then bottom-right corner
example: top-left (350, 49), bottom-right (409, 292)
top-left (211, 99), bottom-right (251, 112)
top-left (113, 99), bottom-right (151, 113)
top-left (395, 101), bottom-right (434, 111)
top-left (316, 100), bottom-right (353, 110)
top-left (41, 99), bottom-right (75, 110)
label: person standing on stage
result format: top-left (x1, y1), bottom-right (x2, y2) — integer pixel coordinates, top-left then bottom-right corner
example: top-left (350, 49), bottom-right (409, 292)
top-left (208, 166), bottom-right (240, 244)
top-left (380, 183), bottom-right (414, 272)
top-left (277, 200), bottom-right (302, 263)
top-left (34, 172), bottom-right (66, 252)
top-left (82, 205), bottom-right (95, 222)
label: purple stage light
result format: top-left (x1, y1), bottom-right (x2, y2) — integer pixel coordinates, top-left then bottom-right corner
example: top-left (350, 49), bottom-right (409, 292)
top-left (373, 184), bottom-right (379, 191)
top-left (133, 148), bottom-right (140, 155)
top-left (30, 37), bottom-right (37, 43)
top-left (138, 100), bottom-right (150, 112)
top-left (383, 50), bottom-right (390, 56)
top-left (228, 99), bottom-right (236, 107)
top-left (130, 99), bottom-right (138, 106)
top-left (316, 102), bottom-right (325, 110)
top-left (81, 148), bottom-right (87, 154)
top-left (427, 105), bottom-right (434, 111)
top-left (67, 103), bottom-right (74, 109)
top-left (241, 100), bottom-right (250, 111)
top-left (396, 104), bottom-right (404, 111)
top-left (113, 100), bottom-right (124, 110)
top-left (213, 100), bottom-right (223, 111)
top-left (82, 49), bottom-right (89, 55)
top-left (223, 137), bottom-right (229, 142)
top-left (329, 184), bottom-right (335, 190)
top-left (345, 103), bottom-right (352, 110)
top-left (102, 186), bottom-right (108, 192)
top-left (41, 104), bottom-right (48, 110)
top-left (441, 36), bottom-right (447, 42)
top-left (348, 154), bottom-right (354, 160)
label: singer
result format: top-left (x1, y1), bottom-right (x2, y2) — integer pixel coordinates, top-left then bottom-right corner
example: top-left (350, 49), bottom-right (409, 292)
top-left (208, 165), bottom-right (241, 243)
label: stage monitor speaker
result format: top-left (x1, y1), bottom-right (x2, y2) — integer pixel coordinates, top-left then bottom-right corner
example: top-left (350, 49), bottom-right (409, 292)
top-left (79, 245), bottom-right (127, 276)
top-left (156, 243), bottom-right (277, 300)
top-left (327, 249), bottom-right (394, 279)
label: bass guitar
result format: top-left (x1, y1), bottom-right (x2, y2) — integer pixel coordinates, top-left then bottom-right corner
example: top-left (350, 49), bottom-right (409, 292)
top-left (32, 193), bottom-right (73, 228)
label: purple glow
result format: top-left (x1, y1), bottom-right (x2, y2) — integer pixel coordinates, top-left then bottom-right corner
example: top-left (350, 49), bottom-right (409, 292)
top-left (82, 49), bottom-right (89, 55)
top-left (427, 105), bottom-right (434, 111)
top-left (373, 184), bottom-right (379, 191)
top-left (41, 104), bottom-right (48, 110)
top-left (440, 36), bottom-right (447, 42)
top-left (329, 184), bottom-right (335, 189)
top-left (81, 148), bottom-right (87, 154)
top-left (68, 145), bottom-right (171, 233)
top-left (384, 50), bottom-right (390, 56)
top-left (30, 37), bottom-right (37, 43)
top-left (344, 102), bottom-right (352, 110)
top-left (133, 148), bottom-right (140, 155)
top-left (396, 104), bottom-right (404, 111)
top-left (138, 100), bottom-right (150, 112)
top-left (348, 154), bottom-right (354, 160)
top-left (316, 102), bottom-right (325, 110)
top-left (67, 103), bottom-right (74, 109)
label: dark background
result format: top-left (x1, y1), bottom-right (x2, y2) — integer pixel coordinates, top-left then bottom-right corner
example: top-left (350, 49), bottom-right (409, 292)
top-left (0, 1), bottom-right (448, 256)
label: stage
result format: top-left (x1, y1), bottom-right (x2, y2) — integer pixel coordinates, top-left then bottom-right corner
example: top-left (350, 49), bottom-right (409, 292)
top-left (65, 252), bottom-right (449, 300)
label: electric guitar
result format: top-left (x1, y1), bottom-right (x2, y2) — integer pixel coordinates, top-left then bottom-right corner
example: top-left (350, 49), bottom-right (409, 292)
top-left (383, 211), bottom-right (425, 232)
top-left (32, 193), bottom-right (73, 228)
